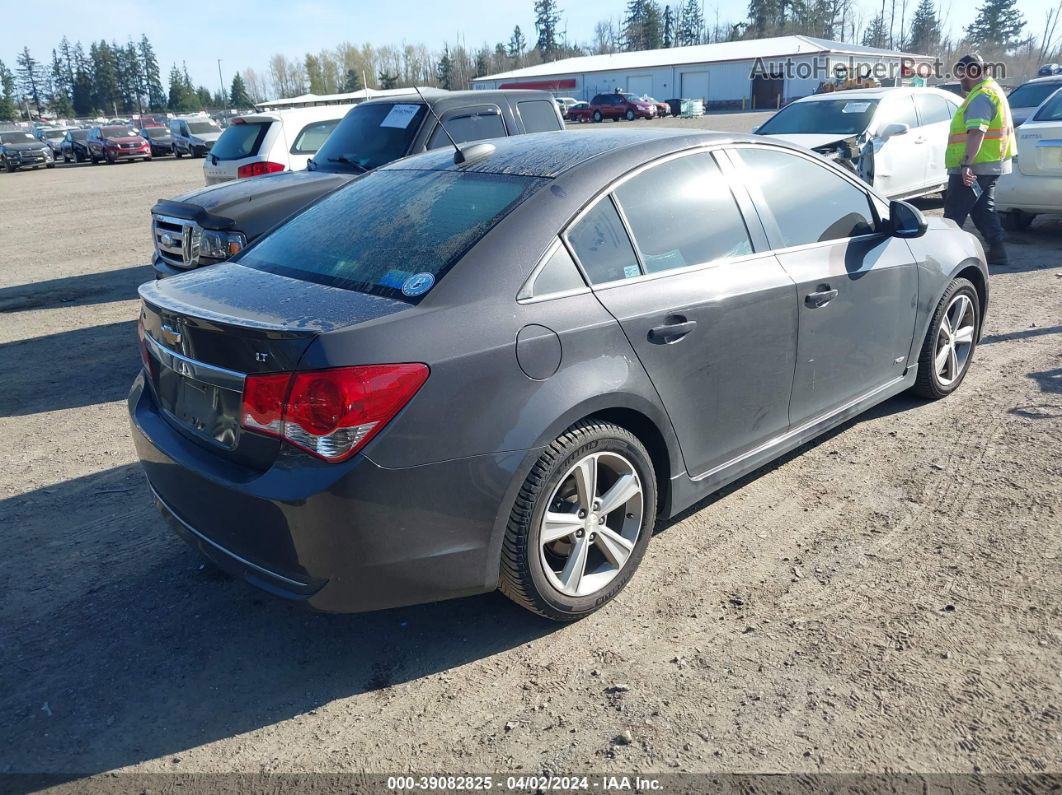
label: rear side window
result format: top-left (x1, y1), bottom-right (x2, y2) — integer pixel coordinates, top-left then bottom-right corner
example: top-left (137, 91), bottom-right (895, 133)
top-left (914, 93), bottom-right (952, 125)
top-left (428, 110), bottom-right (506, 149)
top-left (518, 243), bottom-right (586, 300)
top-left (566, 198), bottom-right (641, 284)
top-left (239, 170), bottom-right (546, 299)
top-left (290, 119), bottom-right (340, 154)
top-left (518, 100), bottom-right (562, 132)
top-left (613, 153), bottom-right (752, 273)
top-left (737, 147), bottom-right (877, 247)
top-left (211, 121), bottom-right (272, 160)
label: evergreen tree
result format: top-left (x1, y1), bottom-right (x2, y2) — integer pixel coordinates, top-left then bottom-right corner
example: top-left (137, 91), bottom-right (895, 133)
top-left (340, 69), bottom-right (362, 93)
top-left (49, 49), bottom-right (74, 118)
top-left (508, 25), bottom-right (527, 65)
top-left (534, 0), bottom-right (563, 59)
top-left (196, 86), bottom-right (212, 108)
top-left (167, 63), bottom-right (197, 112)
top-left (71, 41), bottom-right (93, 116)
top-left (663, 4), bottom-right (675, 46)
top-left (676, 0), bottom-right (705, 45)
top-left (15, 47), bottom-right (45, 117)
top-left (906, 0), bottom-right (941, 54)
top-left (436, 46), bottom-right (455, 90)
top-left (138, 35), bottom-right (166, 111)
top-left (965, 0), bottom-right (1025, 49)
top-left (862, 13), bottom-right (889, 47)
top-left (0, 60), bottom-right (18, 121)
top-left (305, 54), bottom-right (326, 93)
top-left (229, 73), bottom-right (252, 106)
top-left (90, 41), bottom-right (120, 115)
top-left (625, 0), bottom-right (665, 50)
top-left (378, 70), bottom-right (399, 89)
top-left (474, 46), bottom-right (491, 77)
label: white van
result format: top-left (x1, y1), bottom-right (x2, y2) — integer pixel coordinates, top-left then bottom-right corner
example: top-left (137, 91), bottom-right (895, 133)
top-left (201, 105), bottom-right (348, 185)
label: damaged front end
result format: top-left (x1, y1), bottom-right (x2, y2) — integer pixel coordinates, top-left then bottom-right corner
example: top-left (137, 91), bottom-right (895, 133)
top-left (812, 134), bottom-right (874, 184)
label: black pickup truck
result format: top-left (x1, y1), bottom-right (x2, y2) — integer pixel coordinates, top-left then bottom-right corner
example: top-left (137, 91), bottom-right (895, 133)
top-left (149, 89), bottom-right (565, 278)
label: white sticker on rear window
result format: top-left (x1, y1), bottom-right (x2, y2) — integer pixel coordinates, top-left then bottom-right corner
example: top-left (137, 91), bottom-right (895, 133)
top-left (842, 102), bottom-right (871, 113)
top-left (380, 104), bottom-right (421, 129)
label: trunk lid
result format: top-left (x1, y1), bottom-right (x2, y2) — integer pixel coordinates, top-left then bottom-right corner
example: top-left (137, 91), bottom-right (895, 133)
top-left (139, 263), bottom-right (412, 469)
top-left (1016, 122), bottom-right (1062, 177)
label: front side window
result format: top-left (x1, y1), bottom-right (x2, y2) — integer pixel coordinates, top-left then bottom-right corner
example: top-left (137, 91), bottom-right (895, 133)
top-left (428, 110), bottom-right (506, 149)
top-left (613, 153), bottom-right (752, 273)
top-left (290, 119), bottom-right (340, 154)
top-left (239, 169), bottom-right (546, 299)
top-left (736, 147), bottom-right (878, 248)
top-left (566, 198), bottom-right (641, 284)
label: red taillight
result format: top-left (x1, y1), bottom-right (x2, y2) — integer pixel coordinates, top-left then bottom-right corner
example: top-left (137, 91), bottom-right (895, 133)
top-left (240, 364), bottom-right (429, 461)
top-left (236, 161), bottom-right (285, 179)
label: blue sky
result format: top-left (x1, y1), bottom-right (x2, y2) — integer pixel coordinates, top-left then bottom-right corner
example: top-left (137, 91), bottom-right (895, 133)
top-left (3, 0), bottom-right (1057, 92)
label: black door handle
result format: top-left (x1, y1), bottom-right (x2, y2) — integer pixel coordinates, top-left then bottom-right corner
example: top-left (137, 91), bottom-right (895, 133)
top-left (648, 317), bottom-right (697, 344)
top-left (805, 287), bottom-right (838, 308)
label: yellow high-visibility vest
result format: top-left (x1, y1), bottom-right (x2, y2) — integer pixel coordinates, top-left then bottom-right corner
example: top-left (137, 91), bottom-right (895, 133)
top-left (945, 79), bottom-right (1016, 168)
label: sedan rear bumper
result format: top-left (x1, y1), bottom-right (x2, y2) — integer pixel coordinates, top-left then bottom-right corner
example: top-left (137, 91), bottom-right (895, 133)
top-left (129, 373), bottom-right (520, 612)
top-left (995, 170), bottom-right (1062, 214)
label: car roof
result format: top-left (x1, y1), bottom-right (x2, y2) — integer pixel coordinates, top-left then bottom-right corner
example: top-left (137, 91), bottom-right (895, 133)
top-left (793, 86), bottom-right (957, 102)
top-left (1023, 75), bottom-right (1062, 84)
top-left (382, 128), bottom-right (759, 178)
top-left (359, 88), bottom-right (555, 111)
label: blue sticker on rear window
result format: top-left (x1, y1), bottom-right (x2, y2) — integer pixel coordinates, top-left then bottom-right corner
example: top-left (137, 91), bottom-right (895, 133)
top-left (401, 272), bottom-right (435, 297)
top-left (623, 264), bottom-right (641, 279)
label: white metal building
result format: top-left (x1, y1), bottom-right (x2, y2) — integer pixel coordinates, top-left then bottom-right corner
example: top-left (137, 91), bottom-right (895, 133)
top-left (254, 87), bottom-right (419, 112)
top-left (472, 35), bottom-right (931, 110)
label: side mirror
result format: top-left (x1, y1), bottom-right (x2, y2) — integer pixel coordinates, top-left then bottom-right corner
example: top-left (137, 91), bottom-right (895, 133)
top-left (878, 122), bottom-right (910, 140)
top-left (890, 199), bottom-right (927, 238)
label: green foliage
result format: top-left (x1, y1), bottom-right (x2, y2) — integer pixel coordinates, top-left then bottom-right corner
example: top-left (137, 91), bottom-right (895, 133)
top-left (0, 60), bottom-right (18, 121)
top-left (229, 73), bottom-right (252, 107)
top-left (624, 0), bottom-right (665, 51)
top-left (907, 0), bottom-right (942, 54)
top-left (965, 0), bottom-right (1025, 49)
top-left (676, 0), bottom-right (705, 45)
top-left (341, 69), bottom-right (362, 93)
top-left (16, 47), bottom-right (45, 116)
top-left (378, 70), bottom-right (399, 89)
top-left (534, 0), bottom-right (562, 58)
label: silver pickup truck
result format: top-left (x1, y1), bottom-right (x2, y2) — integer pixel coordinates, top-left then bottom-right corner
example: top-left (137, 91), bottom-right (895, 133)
top-left (150, 89), bottom-right (565, 278)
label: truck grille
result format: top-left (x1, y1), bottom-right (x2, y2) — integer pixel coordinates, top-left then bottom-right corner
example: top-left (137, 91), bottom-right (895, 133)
top-left (152, 215), bottom-right (197, 269)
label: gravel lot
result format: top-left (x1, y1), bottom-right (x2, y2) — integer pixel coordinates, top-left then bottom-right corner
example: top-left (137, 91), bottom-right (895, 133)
top-left (1, 114), bottom-right (1060, 782)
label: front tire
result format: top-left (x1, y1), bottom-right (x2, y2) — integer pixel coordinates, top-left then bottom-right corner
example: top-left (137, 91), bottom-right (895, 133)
top-left (625, 109), bottom-right (636, 121)
top-left (592, 110), bottom-right (602, 123)
top-left (500, 420), bottom-right (657, 622)
top-left (912, 278), bottom-right (980, 400)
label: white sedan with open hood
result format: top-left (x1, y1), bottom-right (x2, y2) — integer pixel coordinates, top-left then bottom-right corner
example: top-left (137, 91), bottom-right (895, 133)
top-left (755, 87), bottom-right (961, 200)
top-left (996, 87), bottom-right (1062, 230)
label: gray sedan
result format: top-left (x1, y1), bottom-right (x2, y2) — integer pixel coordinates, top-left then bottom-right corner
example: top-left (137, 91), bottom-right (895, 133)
top-left (129, 129), bottom-right (988, 621)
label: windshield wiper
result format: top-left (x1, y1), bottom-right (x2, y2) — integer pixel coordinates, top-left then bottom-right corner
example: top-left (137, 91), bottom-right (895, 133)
top-left (326, 155), bottom-right (367, 173)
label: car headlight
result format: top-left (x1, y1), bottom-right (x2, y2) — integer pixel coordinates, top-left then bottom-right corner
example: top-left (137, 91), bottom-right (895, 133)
top-left (193, 228), bottom-right (246, 262)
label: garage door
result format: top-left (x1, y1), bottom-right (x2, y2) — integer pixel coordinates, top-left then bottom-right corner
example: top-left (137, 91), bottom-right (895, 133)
top-left (680, 71), bottom-right (709, 102)
top-left (626, 75), bottom-right (653, 97)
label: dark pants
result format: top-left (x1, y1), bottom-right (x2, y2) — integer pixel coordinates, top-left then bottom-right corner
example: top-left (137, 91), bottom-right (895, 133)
top-left (943, 173), bottom-right (1004, 245)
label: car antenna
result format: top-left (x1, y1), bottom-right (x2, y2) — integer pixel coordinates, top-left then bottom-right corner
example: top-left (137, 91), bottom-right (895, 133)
top-left (411, 85), bottom-right (494, 166)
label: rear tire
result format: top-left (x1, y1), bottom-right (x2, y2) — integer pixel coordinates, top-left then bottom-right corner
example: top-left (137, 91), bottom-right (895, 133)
top-left (500, 419), bottom-right (657, 622)
top-left (625, 109), bottom-right (636, 121)
top-left (592, 110), bottom-right (602, 123)
top-left (1001, 210), bottom-right (1035, 231)
top-left (912, 278), bottom-right (980, 400)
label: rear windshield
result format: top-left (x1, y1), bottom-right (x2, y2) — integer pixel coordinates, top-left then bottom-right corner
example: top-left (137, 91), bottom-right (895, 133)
top-left (210, 121), bottom-right (271, 160)
top-left (1033, 89), bottom-right (1062, 121)
top-left (311, 102), bottom-right (429, 174)
top-left (756, 98), bottom-right (880, 135)
top-left (187, 120), bottom-right (221, 134)
top-left (239, 169), bottom-right (546, 299)
top-left (1008, 81), bottom-right (1062, 108)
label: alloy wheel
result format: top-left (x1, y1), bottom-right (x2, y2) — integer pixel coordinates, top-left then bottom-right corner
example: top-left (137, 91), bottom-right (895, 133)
top-left (934, 293), bottom-right (975, 385)
top-left (539, 451), bottom-right (643, 597)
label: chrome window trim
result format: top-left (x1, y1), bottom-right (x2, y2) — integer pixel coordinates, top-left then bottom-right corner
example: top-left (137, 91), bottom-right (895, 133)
top-left (144, 334), bottom-right (246, 393)
top-left (516, 237), bottom-right (591, 304)
top-left (590, 250), bottom-right (769, 292)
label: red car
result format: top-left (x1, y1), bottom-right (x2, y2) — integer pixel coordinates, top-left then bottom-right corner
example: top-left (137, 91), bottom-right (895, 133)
top-left (565, 102), bottom-right (593, 123)
top-left (85, 125), bottom-right (152, 164)
top-left (588, 92), bottom-right (657, 122)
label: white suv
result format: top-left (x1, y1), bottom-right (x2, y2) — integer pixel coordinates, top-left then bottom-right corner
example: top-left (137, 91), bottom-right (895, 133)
top-left (201, 106), bottom-right (348, 185)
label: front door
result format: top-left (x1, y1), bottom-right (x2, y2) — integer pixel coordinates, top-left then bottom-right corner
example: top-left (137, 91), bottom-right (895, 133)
top-left (870, 94), bottom-right (924, 197)
top-left (564, 150), bottom-right (798, 477)
top-left (730, 145), bottom-right (918, 424)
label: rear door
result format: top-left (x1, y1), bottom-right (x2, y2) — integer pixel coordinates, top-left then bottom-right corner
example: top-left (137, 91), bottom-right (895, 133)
top-left (912, 92), bottom-right (956, 190)
top-left (565, 149), bottom-right (798, 478)
top-left (731, 144), bottom-right (917, 425)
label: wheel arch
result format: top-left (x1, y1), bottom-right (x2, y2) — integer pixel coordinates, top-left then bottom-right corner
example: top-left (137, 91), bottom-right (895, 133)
top-left (950, 258), bottom-right (989, 338)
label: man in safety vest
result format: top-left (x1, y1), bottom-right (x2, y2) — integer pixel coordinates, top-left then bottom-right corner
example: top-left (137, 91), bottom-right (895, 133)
top-left (943, 53), bottom-right (1017, 266)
